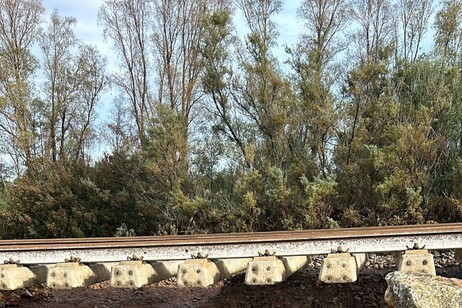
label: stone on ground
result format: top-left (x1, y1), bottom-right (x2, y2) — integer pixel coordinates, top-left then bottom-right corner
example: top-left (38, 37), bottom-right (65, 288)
top-left (384, 271), bottom-right (462, 308)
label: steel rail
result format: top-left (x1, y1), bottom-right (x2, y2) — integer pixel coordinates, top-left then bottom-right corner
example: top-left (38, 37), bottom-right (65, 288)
top-left (0, 223), bottom-right (461, 264)
top-left (1, 222), bottom-right (461, 246)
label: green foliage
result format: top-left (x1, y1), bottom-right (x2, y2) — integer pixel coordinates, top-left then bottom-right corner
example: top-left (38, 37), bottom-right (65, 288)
top-left (301, 175), bottom-right (339, 229)
top-left (2, 161), bottom-right (110, 238)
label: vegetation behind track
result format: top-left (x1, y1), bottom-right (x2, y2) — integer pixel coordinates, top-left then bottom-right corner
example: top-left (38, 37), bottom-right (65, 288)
top-left (1, 0), bottom-right (462, 238)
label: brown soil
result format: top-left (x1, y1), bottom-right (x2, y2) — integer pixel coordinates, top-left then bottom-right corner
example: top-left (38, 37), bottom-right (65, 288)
top-left (1, 254), bottom-right (460, 308)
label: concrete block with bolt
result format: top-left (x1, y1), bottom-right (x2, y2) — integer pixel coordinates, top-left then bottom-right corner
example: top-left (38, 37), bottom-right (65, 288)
top-left (0, 264), bottom-right (37, 290)
top-left (244, 256), bottom-right (286, 285)
top-left (177, 259), bottom-right (220, 288)
top-left (111, 260), bottom-right (156, 288)
top-left (396, 249), bottom-right (436, 276)
top-left (319, 253), bottom-right (357, 283)
top-left (47, 262), bottom-right (97, 289)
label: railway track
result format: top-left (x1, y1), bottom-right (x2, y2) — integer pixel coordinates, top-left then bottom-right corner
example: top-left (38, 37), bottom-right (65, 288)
top-left (0, 223), bottom-right (460, 290)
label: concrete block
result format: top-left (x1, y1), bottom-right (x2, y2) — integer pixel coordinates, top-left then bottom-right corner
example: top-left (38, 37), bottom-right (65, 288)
top-left (455, 249), bottom-right (462, 261)
top-left (319, 253), bottom-right (357, 283)
top-left (88, 263), bottom-right (117, 281)
top-left (0, 264), bottom-right (36, 290)
top-left (215, 258), bottom-right (251, 280)
top-left (111, 260), bottom-right (156, 288)
top-left (396, 249), bottom-right (435, 276)
top-left (29, 265), bottom-right (51, 284)
top-left (353, 253), bottom-right (366, 270)
top-left (150, 260), bottom-right (184, 282)
top-left (177, 259), bottom-right (220, 288)
top-left (280, 256), bottom-right (309, 276)
top-left (47, 263), bottom-right (97, 289)
top-left (244, 256), bottom-right (285, 285)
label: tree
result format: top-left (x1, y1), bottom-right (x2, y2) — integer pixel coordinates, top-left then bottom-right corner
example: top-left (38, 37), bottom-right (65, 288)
top-left (152, 0), bottom-right (208, 170)
top-left (153, 0), bottom-right (205, 118)
top-left (289, 0), bottom-right (350, 177)
top-left (40, 11), bottom-right (77, 162)
top-left (71, 45), bottom-right (107, 161)
top-left (0, 0), bottom-right (44, 173)
top-left (40, 11), bottom-right (106, 163)
top-left (351, 0), bottom-right (395, 63)
top-left (397, 0), bottom-right (432, 63)
top-left (434, 0), bottom-right (462, 66)
top-left (200, 2), bottom-right (253, 168)
top-left (233, 0), bottom-right (293, 169)
top-left (99, 0), bottom-right (152, 148)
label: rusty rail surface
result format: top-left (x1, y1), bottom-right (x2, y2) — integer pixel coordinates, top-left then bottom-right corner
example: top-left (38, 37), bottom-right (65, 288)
top-left (0, 223), bottom-right (461, 264)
